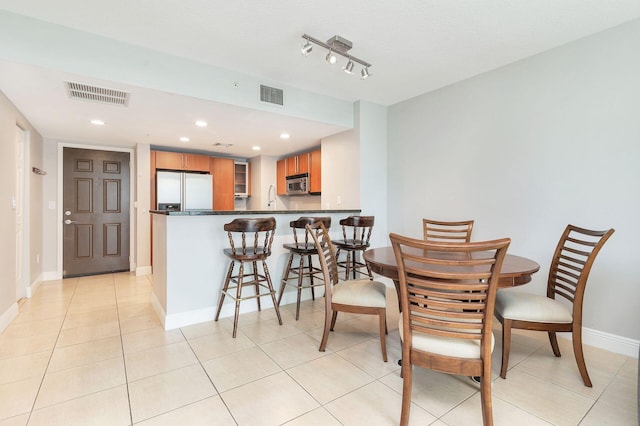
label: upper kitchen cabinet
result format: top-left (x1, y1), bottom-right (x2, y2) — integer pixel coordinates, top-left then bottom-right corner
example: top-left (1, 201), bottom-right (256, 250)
top-left (234, 161), bottom-right (251, 197)
top-left (309, 149), bottom-right (321, 194)
top-left (286, 152), bottom-right (309, 177)
top-left (155, 151), bottom-right (209, 172)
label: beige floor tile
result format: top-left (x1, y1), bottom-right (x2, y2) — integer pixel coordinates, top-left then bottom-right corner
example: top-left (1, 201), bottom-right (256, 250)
top-left (202, 346), bottom-right (281, 392)
top-left (324, 380), bottom-right (437, 426)
top-left (306, 317), bottom-right (378, 352)
top-left (379, 366), bottom-right (477, 418)
top-left (121, 328), bottom-right (184, 354)
top-left (125, 341), bottom-right (198, 382)
top-left (0, 413), bottom-right (29, 426)
top-left (441, 393), bottom-right (553, 425)
top-left (580, 370), bottom-right (638, 425)
top-left (120, 313), bottom-right (162, 335)
top-left (0, 332), bottom-right (58, 359)
top-left (260, 332), bottom-right (329, 369)
top-left (180, 318), bottom-right (233, 340)
top-left (116, 293), bottom-right (152, 307)
top-left (10, 306), bottom-right (68, 323)
top-left (221, 371), bottom-right (318, 426)
top-left (28, 385), bottom-right (130, 426)
top-left (66, 299), bottom-right (117, 315)
top-left (56, 320), bottom-right (121, 347)
top-left (287, 353), bottom-right (374, 404)
top-left (337, 338), bottom-right (402, 378)
top-left (492, 369), bottom-right (595, 425)
top-left (35, 357), bottom-right (126, 409)
top-left (61, 308), bottom-right (119, 330)
top-left (135, 396), bottom-right (236, 425)
top-left (48, 336), bottom-right (122, 372)
top-left (188, 329), bottom-right (255, 362)
top-left (0, 317), bottom-right (64, 339)
top-left (283, 407), bottom-right (341, 425)
top-left (282, 307), bottom-right (328, 332)
top-left (128, 364), bottom-right (216, 423)
top-left (238, 317), bottom-right (302, 345)
top-left (0, 351), bottom-right (50, 385)
top-left (118, 302), bottom-right (156, 320)
top-left (0, 378), bottom-right (41, 420)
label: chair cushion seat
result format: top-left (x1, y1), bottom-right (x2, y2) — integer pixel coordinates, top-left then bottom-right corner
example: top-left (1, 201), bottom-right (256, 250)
top-left (398, 313), bottom-right (494, 359)
top-left (495, 289), bottom-right (573, 323)
top-left (332, 279), bottom-right (386, 308)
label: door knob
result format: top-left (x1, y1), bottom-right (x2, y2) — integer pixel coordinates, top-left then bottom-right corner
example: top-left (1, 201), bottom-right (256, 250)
top-left (64, 210), bottom-right (72, 216)
top-left (64, 219), bottom-right (77, 225)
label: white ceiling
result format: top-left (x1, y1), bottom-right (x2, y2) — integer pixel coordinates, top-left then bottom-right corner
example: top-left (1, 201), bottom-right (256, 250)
top-left (1, 1), bottom-right (639, 157)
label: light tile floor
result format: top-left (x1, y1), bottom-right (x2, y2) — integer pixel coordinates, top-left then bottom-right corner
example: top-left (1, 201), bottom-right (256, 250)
top-left (0, 272), bottom-right (637, 425)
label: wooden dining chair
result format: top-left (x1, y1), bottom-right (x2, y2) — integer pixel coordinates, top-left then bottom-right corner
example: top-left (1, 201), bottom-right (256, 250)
top-left (423, 218), bottom-right (474, 242)
top-left (495, 224), bottom-right (614, 387)
top-left (307, 222), bottom-right (388, 361)
top-left (390, 233), bottom-right (511, 426)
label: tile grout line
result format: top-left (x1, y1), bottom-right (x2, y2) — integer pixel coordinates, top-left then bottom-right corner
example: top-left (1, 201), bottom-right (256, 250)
top-left (113, 274), bottom-right (135, 426)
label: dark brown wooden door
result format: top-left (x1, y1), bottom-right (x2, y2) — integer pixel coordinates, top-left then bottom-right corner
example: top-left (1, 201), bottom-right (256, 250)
top-left (63, 148), bottom-right (130, 277)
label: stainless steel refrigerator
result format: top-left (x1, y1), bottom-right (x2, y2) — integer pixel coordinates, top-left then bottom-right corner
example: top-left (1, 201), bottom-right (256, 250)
top-left (156, 171), bottom-right (212, 211)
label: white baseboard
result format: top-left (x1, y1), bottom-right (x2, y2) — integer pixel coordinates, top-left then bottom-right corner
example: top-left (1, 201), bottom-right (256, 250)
top-left (42, 270), bottom-right (61, 281)
top-left (150, 292), bottom-right (167, 329)
top-left (0, 303), bottom-right (19, 334)
top-left (558, 327), bottom-right (640, 359)
top-left (136, 266), bottom-right (152, 276)
top-left (26, 273), bottom-right (43, 298)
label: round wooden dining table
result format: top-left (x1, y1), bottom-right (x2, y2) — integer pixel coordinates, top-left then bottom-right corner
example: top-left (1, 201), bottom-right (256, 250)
top-left (363, 247), bottom-right (541, 303)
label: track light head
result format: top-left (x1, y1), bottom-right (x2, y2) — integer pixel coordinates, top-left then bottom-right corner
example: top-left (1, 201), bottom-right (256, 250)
top-left (301, 42), bottom-right (312, 56)
top-left (361, 67), bottom-right (370, 80)
top-left (325, 51), bottom-right (337, 64)
top-left (343, 60), bottom-right (354, 74)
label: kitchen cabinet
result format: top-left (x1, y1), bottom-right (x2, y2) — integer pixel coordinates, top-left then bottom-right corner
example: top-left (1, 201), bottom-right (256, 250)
top-left (309, 149), bottom-right (321, 194)
top-left (276, 159), bottom-right (287, 195)
top-left (210, 157), bottom-right (235, 210)
top-left (155, 151), bottom-right (209, 172)
top-left (234, 162), bottom-right (250, 197)
top-left (286, 152), bottom-right (309, 176)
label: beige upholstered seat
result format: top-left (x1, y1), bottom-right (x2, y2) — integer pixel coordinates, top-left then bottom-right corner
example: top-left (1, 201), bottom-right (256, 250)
top-left (390, 232), bottom-right (510, 426)
top-left (307, 222), bottom-right (388, 362)
top-left (495, 224), bottom-right (614, 387)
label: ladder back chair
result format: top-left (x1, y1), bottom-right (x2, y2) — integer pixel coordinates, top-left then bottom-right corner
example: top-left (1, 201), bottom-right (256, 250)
top-left (390, 233), bottom-right (511, 426)
top-left (214, 217), bottom-right (282, 337)
top-left (333, 215), bottom-right (375, 280)
top-left (495, 224), bottom-right (614, 387)
top-left (277, 216), bottom-right (331, 320)
top-left (423, 218), bottom-right (474, 242)
top-left (307, 222), bottom-right (388, 361)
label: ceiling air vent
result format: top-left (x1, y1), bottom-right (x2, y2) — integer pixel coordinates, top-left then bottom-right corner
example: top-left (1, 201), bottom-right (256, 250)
top-left (259, 84), bottom-right (284, 106)
top-left (65, 81), bottom-right (130, 106)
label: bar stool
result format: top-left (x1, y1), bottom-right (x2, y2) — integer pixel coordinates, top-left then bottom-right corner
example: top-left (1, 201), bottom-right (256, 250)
top-left (277, 216), bottom-right (331, 320)
top-left (333, 215), bottom-right (375, 280)
top-left (214, 217), bottom-right (282, 337)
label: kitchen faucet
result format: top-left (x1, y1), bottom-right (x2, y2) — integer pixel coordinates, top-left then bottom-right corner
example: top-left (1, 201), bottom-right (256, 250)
top-left (267, 184), bottom-right (276, 210)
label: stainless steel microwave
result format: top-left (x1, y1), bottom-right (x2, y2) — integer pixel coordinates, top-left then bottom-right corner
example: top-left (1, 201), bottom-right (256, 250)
top-left (286, 174), bottom-right (309, 195)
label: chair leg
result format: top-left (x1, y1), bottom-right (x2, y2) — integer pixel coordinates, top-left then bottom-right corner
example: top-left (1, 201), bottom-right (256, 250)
top-left (500, 318), bottom-right (512, 379)
top-left (307, 255), bottom-right (315, 301)
top-left (548, 331), bottom-right (562, 357)
top-left (480, 362), bottom-right (494, 426)
top-left (252, 261), bottom-right (261, 311)
top-left (399, 360), bottom-right (412, 426)
top-left (378, 309), bottom-right (388, 362)
top-left (330, 311), bottom-right (338, 331)
top-left (572, 325), bottom-right (593, 387)
top-left (262, 260), bottom-right (283, 325)
top-left (319, 308), bottom-right (332, 352)
top-left (215, 261), bottom-right (235, 321)
top-left (232, 263), bottom-right (244, 338)
top-left (345, 252), bottom-right (352, 280)
top-left (296, 254), bottom-right (305, 320)
top-left (277, 253), bottom-right (294, 307)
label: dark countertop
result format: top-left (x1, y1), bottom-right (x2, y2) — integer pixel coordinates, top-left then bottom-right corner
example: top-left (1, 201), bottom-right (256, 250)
top-left (150, 209), bottom-right (361, 216)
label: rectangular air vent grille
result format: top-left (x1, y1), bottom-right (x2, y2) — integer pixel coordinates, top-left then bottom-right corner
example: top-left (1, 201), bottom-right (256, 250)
top-left (65, 81), bottom-right (130, 106)
top-left (259, 84), bottom-right (284, 106)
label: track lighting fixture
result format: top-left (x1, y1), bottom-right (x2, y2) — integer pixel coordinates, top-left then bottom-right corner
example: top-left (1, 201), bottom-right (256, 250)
top-left (301, 34), bottom-right (372, 78)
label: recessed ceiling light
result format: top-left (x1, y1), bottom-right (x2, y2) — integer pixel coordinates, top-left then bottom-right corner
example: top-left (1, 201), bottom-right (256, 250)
top-left (90, 119), bottom-right (104, 126)
top-left (195, 120), bottom-right (207, 127)
top-left (252, 146), bottom-right (261, 151)
top-left (179, 136), bottom-right (190, 142)
top-left (280, 133), bottom-right (290, 140)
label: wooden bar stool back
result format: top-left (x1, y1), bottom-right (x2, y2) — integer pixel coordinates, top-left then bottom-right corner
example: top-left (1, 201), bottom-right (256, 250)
top-left (333, 215), bottom-right (375, 280)
top-left (277, 216), bottom-right (331, 320)
top-left (214, 217), bottom-right (283, 337)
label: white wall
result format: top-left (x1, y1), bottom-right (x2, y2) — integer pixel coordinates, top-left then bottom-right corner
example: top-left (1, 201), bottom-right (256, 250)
top-left (388, 20), bottom-right (640, 345)
top-left (0, 91), bottom-right (43, 330)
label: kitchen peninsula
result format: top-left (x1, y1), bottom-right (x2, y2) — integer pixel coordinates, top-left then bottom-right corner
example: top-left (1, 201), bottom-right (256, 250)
top-left (151, 209), bottom-right (360, 330)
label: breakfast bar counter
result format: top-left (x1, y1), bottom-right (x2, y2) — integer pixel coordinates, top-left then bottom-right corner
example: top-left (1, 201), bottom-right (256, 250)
top-left (151, 209), bottom-right (360, 329)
